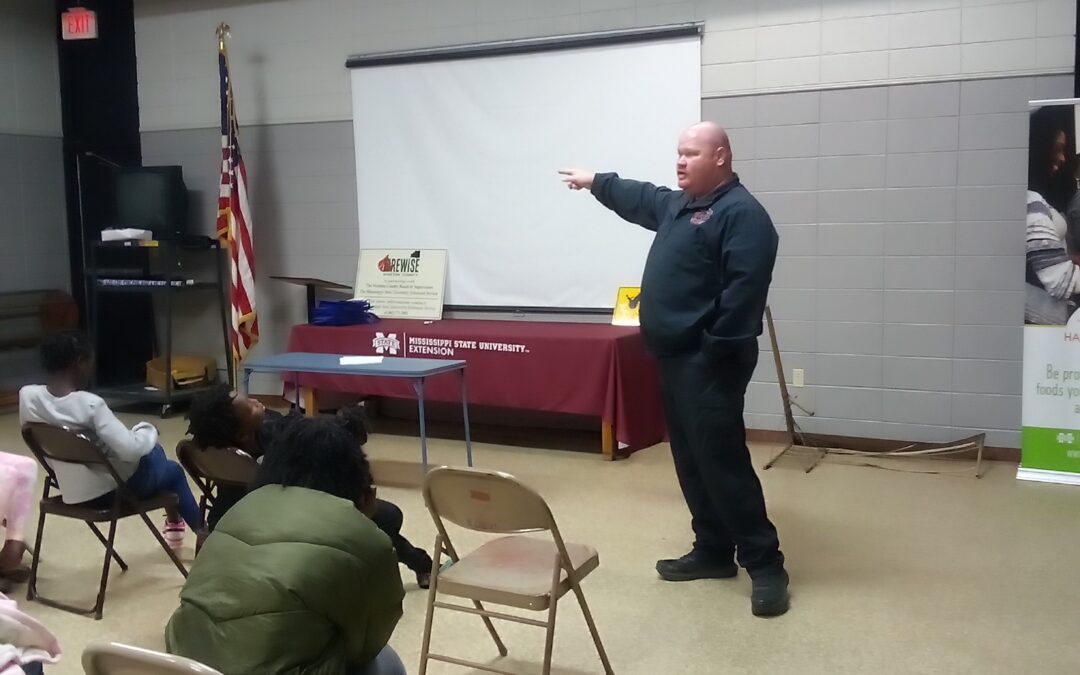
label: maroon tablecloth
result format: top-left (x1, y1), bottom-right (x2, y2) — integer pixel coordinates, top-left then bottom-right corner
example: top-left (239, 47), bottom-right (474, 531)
top-left (286, 319), bottom-right (666, 455)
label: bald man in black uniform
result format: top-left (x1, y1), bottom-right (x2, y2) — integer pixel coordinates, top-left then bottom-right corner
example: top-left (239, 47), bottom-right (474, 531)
top-left (560, 122), bottom-right (789, 617)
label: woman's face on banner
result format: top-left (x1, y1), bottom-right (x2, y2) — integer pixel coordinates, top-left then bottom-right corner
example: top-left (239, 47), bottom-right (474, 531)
top-left (1050, 130), bottom-right (1067, 175)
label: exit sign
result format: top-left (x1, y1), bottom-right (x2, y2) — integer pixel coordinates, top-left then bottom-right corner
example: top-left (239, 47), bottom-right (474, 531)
top-left (61, 7), bottom-right (98, 40)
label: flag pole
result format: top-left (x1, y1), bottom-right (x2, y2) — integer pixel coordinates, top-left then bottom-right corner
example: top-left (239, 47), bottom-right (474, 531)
top-left (215, 21), bottom-right (259, 390)
top-left (216, 22), bottom-right (239, 389)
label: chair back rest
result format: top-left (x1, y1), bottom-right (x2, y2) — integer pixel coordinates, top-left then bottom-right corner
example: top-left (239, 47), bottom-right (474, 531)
top-left (423, 466), bottom-right (555, 534)
top-left (176, 439), bottom-right (257, 487)
top-left (22, 423), bottom-right (106, 466)
top-left (82, 642), bottom-right (223, 675)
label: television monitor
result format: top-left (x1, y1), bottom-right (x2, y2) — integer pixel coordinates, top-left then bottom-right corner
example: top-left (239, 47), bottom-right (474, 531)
top-left (114, 165), bottom-right (188, 238)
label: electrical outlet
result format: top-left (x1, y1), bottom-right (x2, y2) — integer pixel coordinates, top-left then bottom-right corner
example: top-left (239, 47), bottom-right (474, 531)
top-left (792, 368), bottom-right (805, 387)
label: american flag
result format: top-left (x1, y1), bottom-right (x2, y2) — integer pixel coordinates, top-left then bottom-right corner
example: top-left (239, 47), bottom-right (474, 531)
top-left (217, 43), bottom-right (259, 366)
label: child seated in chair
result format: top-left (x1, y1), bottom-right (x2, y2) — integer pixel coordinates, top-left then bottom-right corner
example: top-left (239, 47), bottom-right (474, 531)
top-left (186, 385), bottom-right (435, 587)
top-left (18, 331), bottom-right (203, 549)
top-left (167, 416), bottom-right (407, 675)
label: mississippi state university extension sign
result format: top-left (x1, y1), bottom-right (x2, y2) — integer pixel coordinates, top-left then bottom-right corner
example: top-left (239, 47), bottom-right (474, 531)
top-left (370, 331), bottom-right (529, 358)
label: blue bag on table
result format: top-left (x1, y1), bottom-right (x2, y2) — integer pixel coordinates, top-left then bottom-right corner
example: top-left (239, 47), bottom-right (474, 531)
top-left (311, 299), bottom-right (380, 326)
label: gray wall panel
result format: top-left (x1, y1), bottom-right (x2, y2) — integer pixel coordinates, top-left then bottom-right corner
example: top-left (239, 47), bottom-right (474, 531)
top-left (0, 134), bottom-right (69, 294)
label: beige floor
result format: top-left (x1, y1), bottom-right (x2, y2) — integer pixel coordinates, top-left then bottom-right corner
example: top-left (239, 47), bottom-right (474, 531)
top-left (2, 411), bottom-right (1078, 675)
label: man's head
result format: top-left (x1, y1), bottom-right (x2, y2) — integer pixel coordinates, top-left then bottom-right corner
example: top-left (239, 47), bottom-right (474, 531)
top-left (676, 121), bottom-right (732, 198)
top-left (41, 330), bottom-right (93, 388)
top-left (252, 416), bottom-right (376, 516)
top-left (187, 383), bottom-right (266, 450)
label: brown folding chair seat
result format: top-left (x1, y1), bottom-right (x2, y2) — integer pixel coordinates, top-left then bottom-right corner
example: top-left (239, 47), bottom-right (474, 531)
top-left (37, 492), bottom-right (178, 521)
top-left (21, 423), bottom-right (187, 620)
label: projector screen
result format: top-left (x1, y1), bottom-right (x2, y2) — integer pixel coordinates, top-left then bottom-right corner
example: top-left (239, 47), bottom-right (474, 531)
top-left (349, 35), bottom-right (701, 309)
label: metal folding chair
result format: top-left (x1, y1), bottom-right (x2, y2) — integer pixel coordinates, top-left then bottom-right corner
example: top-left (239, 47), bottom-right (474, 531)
top-left (175, 439), bottom-right (257, 526)
top-left (82, 641), bottom-right (222, 674)
top-left (420, 466), bottom-right (614, 675)
top-left (21, 423), bottom-right (187, 620)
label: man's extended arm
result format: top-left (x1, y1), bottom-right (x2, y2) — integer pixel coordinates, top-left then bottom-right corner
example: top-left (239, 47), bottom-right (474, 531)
top-left (559, 169), bottom-right (676, 232)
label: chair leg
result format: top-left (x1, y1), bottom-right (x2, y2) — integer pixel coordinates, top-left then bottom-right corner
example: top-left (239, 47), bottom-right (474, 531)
top-left (26, 511), bottom-right (47, 602)
top-left (570, 579), bottom-right (614, 675)
top-left (473, 599), bottom-right (509, 657)
top-left (27, 512), bottom-right (123, 618)
top-left (542, 555), bottom-right (561, 675)
top-left (134, 507), bottom-right (187, 577)
top-left (418, 536), bottom-right (442, 675)
top-left (92, 517), bottom-right (120, 620)
top-left (442, 539), bottom-right (507, 657)
top-left (86, 523), bottom-right (128, 571)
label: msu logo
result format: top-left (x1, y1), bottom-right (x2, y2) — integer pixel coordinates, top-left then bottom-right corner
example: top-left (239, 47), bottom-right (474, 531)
top-left (372, 332), bottom-right (400, 355)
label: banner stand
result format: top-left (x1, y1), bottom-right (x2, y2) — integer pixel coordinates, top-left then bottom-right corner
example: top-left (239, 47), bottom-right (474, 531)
top-left (1020, 98), bottom-right (1080, 486)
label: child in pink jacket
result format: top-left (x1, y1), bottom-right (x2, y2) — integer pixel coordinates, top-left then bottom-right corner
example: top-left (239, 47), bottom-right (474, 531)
top-left (0, 592), bottom-right (60, 674)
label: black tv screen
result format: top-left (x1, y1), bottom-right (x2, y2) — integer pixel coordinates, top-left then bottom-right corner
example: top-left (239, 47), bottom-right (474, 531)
top-left (114, 165), bottom-right (188, 237)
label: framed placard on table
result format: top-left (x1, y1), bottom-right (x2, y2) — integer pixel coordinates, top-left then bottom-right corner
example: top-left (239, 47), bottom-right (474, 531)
top-left (354, 249), bottom-right (447, 320)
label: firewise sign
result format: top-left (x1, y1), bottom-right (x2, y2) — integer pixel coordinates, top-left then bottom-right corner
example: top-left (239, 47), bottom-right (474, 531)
top-left (354, 249), bottom-right (448, 321)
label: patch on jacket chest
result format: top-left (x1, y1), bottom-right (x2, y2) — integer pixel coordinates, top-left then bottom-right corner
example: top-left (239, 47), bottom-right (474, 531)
top-left (689, 208), bottom-right (713, 226)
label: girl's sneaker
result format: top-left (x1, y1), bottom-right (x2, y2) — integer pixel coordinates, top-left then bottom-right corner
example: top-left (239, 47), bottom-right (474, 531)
top-left (163, 520), bottom-right (186, 550)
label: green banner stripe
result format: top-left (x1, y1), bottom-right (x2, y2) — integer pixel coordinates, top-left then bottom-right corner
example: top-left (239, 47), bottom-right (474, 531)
top-left (1022, 426), bottom-right (1080, 474)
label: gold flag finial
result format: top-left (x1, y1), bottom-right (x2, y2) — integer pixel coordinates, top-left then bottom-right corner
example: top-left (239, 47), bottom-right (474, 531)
top-left (216, 22), bottom-right (230, 50)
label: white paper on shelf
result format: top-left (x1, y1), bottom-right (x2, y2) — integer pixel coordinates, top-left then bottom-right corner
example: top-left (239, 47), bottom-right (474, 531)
top-left (101, 228), bottom-right (153, 241)
top-left (339, 355), bottom-right (384, 366)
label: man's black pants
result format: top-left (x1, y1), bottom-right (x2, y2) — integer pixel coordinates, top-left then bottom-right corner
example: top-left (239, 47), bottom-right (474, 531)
top-left (658, 341), bottom-right (784, 578)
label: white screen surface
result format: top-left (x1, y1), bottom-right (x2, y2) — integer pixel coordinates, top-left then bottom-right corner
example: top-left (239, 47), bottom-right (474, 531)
top-left (350, 37), bottom-right (701, 308)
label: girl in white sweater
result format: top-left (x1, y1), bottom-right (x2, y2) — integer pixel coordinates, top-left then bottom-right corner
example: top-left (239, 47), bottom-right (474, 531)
top-left (19, 331), bottom-right (202, 549)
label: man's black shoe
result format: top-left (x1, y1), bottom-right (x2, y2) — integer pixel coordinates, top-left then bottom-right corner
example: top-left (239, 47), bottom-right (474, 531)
top-left (655, 550), bottom-right (738, 582)
top-left (751, 569), bottom-right (790, 617)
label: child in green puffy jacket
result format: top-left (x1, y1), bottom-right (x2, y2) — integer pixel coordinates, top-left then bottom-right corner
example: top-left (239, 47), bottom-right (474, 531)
top-left (167, 416), bottom-right (407, 675)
